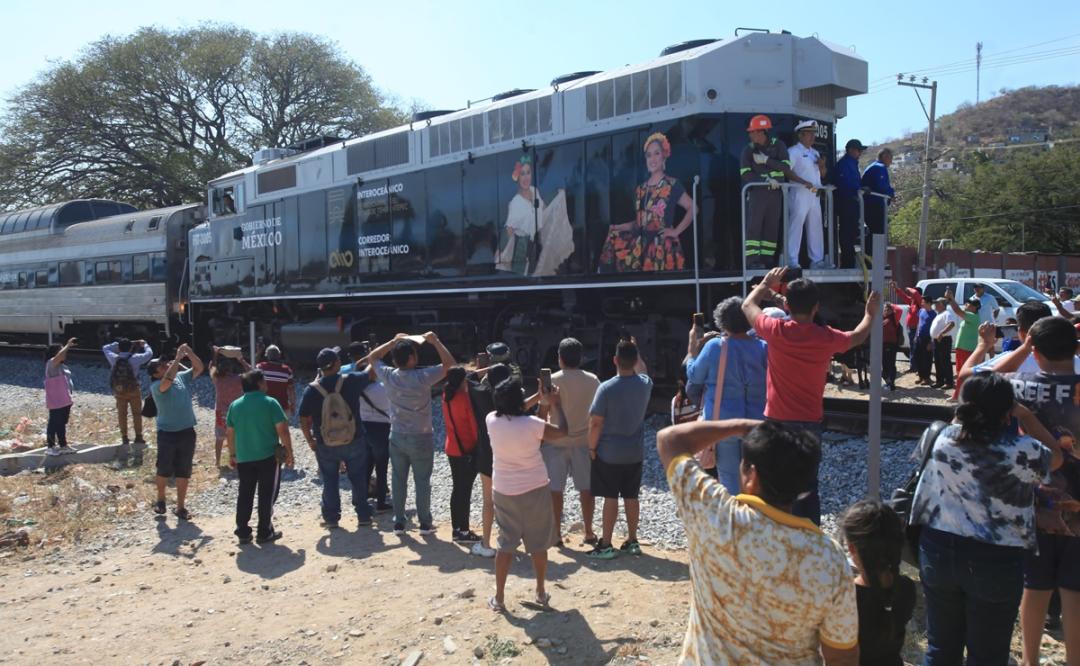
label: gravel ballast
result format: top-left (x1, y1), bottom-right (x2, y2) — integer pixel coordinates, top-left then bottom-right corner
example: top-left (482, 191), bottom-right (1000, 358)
top-left (1, 353), bottom-right (920, 546)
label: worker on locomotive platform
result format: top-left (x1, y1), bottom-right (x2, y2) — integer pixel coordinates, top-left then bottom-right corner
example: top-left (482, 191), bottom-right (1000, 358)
top-left (833, 138), bottom-right (867, 269)
top-left (786, 120), bottom-right (830, 270)
top-left (740, 115), bottom-right (814, 270)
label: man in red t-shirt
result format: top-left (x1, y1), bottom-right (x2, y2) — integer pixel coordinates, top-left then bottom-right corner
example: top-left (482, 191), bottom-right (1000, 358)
top-left (742, 268), bottom-right (879, 523)
top-left (892, 281), bottom-right (923, 372)
top-left (255, 345), bottom-right (295, 415)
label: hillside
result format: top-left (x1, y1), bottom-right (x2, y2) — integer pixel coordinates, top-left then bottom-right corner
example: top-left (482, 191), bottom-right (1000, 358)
top-left (874, 84), bottom-right (1080, 158)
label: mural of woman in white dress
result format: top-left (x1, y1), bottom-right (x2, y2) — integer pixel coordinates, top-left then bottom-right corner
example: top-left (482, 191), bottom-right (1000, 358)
top-left (495, 154), bottom-right (575, 276)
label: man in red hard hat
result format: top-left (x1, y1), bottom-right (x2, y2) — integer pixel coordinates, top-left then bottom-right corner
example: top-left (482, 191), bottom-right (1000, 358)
top-left (740, 115), bottom-right (814, 270)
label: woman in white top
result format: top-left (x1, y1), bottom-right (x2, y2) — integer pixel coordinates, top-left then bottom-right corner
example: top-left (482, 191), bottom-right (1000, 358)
top-left (495, 155), bottom-right (544, 274)
top-left (485, 378), bottom-right (567, 612)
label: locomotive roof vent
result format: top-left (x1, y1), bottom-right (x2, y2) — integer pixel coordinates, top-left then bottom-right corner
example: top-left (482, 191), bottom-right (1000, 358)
top-left (412, 109), bottom-right (457, 123)
top-left (491, 88), bottom-right (535, 102)
top-left (251, 147), bottom-right (296, 166)
top-left (659, 39), bottom-right (718, 57)
top-left (287, 135), bottom-right (345, 154)
top-left (550, 71), bottom-right (600, 87)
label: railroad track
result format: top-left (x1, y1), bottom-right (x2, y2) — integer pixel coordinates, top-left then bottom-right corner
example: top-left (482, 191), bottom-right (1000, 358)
top-left (823, 397), bottom-right (954, 439)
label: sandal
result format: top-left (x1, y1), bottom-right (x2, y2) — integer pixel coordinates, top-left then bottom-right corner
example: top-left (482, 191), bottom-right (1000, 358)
top-left (534, 591), bottom-right (551, 608)
top-left (153, 500), bottom-right (166, 515)
top-left (173, 507), bottom-right (191, 521)
top-left (487, 596), bottom-right (506, 613)
top-left (583, 535), bottom-right (598, 546)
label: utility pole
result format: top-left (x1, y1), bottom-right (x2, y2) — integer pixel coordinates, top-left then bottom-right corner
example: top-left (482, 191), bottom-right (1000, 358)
top-left (976, 42), bottom-right (983, 104)
top-left (899, 76), bottom-right (937, 281)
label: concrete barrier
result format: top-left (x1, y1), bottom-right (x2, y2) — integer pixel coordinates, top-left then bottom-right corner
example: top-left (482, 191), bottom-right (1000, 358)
top-left (0, 441), bottom-right (147, 475)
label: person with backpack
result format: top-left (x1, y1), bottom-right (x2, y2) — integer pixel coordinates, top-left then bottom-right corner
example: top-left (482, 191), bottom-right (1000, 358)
top-left (442, 366), bottom-right (481, 544)
top-left (910, 373), bottom-right (1062, 664)
top-left (298, 347), bottom-right (375, 530)
top-left (368, 332), bottom-right (455, 537)
top-left (102, 338), bottom-right (154, 447)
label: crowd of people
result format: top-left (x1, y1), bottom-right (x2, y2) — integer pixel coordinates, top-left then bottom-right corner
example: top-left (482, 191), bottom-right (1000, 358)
top-left (35, 266), bottom-right (1080, 664)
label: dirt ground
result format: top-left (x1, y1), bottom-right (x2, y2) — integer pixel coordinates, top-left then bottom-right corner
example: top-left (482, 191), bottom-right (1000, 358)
top-left (823, 362), bottom-right (954, 406)
top-left (1, 512), bottom-right (690, 665)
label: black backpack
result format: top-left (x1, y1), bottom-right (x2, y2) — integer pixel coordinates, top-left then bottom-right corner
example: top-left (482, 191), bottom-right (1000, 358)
top-left (887, 420), bottom-right (948, 567)
top-left (110, 356), bottom-right (140, 395)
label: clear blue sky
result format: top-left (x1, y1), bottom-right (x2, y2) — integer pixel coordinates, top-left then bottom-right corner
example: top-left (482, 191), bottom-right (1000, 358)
top-left (2, 0), bottom-right (1079, 147)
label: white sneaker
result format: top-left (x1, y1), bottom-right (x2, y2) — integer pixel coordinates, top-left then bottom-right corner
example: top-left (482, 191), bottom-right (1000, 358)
top-left (45, 447), bottom-right (60, 457)
top-left (470, 542), bottom-right (496, 558)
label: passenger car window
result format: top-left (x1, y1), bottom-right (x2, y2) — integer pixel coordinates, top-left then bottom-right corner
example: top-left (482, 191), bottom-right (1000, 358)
top-left (132, 255), bottom-right (149, 281)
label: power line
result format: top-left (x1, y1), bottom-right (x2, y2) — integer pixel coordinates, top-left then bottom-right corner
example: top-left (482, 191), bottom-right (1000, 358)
top-left (868, 31), bottom-right (1080, 84)
top-left (865, 44), bottom-right (1080, 94)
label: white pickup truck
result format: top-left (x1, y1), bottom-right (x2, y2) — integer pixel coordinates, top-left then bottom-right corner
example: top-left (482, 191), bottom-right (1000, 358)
top-left (895, 278), bottom-right (1056, 344)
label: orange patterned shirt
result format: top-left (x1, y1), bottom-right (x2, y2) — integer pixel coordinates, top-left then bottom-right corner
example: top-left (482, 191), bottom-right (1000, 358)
top-left (667, 454), bottom-right (858, 664)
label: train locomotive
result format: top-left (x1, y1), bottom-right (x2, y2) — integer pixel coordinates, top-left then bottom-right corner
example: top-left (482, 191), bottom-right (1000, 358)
top-left (0, 29), bottom-right (871, 379)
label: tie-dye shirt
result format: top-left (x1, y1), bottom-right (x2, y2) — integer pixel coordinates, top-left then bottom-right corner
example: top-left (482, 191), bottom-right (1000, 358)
top-left (911, 423), bottom-right (1050, 549)
top-left (667, 454), bottom-right (858, 665)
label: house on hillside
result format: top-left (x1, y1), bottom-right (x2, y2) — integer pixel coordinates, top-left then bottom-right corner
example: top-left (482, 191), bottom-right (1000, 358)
top-left (893, 152), bottom-right (919, 168)
top-left (935, 158), bottom-right (956, 171)
top-left (1007, 127), bottom-right (1049, 144)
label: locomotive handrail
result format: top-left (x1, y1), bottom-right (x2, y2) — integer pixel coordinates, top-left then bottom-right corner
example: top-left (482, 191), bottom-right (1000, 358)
top-left (692, 175), bottom-right (701, 313)
top-left (856, 190), bottom-right (892, 293)
top-left (739, 180), bottom-right (835, 296)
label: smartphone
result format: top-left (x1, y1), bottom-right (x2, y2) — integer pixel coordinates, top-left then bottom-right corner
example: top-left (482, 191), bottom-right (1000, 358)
top-left (476, 352), bottom-right (491, 369)
top-left (692, 313), bottom-right (705, 328)
top-left (540, 368), bottom-right (552, 392)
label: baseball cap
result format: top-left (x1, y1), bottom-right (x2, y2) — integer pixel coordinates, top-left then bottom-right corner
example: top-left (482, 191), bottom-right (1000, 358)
top-left (315, 346), bottom-right (340, 369)
top-left (934, 297), bottom-right (949, 305)
top-left (264, 345), bottom-right (282, 361)
top-left (762, 307), bottom-right (788, 320)
top-left (845, 139), bottom-right (867, 151)
top-left (486, 342), bottom-right (511, 363)
top-left (966, 296), bottom-right (982, 306)
top-left (145, 358), bottom-right (166, 376)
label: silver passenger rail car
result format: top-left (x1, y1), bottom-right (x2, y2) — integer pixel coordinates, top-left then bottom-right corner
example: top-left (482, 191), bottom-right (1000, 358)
top-left (0, 202), bottom-right (202, 346)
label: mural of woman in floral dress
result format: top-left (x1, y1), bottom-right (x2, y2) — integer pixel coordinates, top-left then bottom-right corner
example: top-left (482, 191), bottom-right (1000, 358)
top-left (598, 132), bottom-right (695, 272)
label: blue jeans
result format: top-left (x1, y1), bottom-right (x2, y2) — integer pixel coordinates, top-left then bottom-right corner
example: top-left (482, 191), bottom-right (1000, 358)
top-left (314, 440), bottom-right (372, 523)
top-left (715, 436), bottom-right (742, 495)
top-left (389, 431), bottom-right (434, 527)
top-left (907, 326), bottom-right (918, 371)
top-left (364, 421), bottom-right (390, 506)
top-left (919, 527), bottom-right (1024, 666)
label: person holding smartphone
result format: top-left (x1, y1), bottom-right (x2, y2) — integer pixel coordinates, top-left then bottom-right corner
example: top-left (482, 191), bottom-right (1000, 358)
top-left (542, 338), bottom-right (601, 547)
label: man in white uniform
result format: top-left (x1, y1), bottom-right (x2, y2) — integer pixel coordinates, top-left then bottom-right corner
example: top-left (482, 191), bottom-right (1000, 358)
top-left (786, 120), bottom-right (829, 269)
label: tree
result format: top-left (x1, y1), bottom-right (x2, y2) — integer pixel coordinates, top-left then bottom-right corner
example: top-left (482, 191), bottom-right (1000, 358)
top-left (0, 25), bottom-right (408, 209)
top-left (888, 147), bottom-right (1080, 254)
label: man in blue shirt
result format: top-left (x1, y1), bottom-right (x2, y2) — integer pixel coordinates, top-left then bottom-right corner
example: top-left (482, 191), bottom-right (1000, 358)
top-left (914, 300), bottom-right (935, 385)
top-left (586, 339), bottom-right (652, 560)
top-left (832, 139), bottom-right (866, 268)
top-left (861, 149), bottom-right (896, 256)
top-left (103, 338), bottom-right (154, 446)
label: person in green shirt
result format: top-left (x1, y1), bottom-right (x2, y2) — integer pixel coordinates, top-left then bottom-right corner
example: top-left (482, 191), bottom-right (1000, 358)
top-left (226, 370), bottom-right (294, 545)
top-left (947, 291), bottom-right (983, 400)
